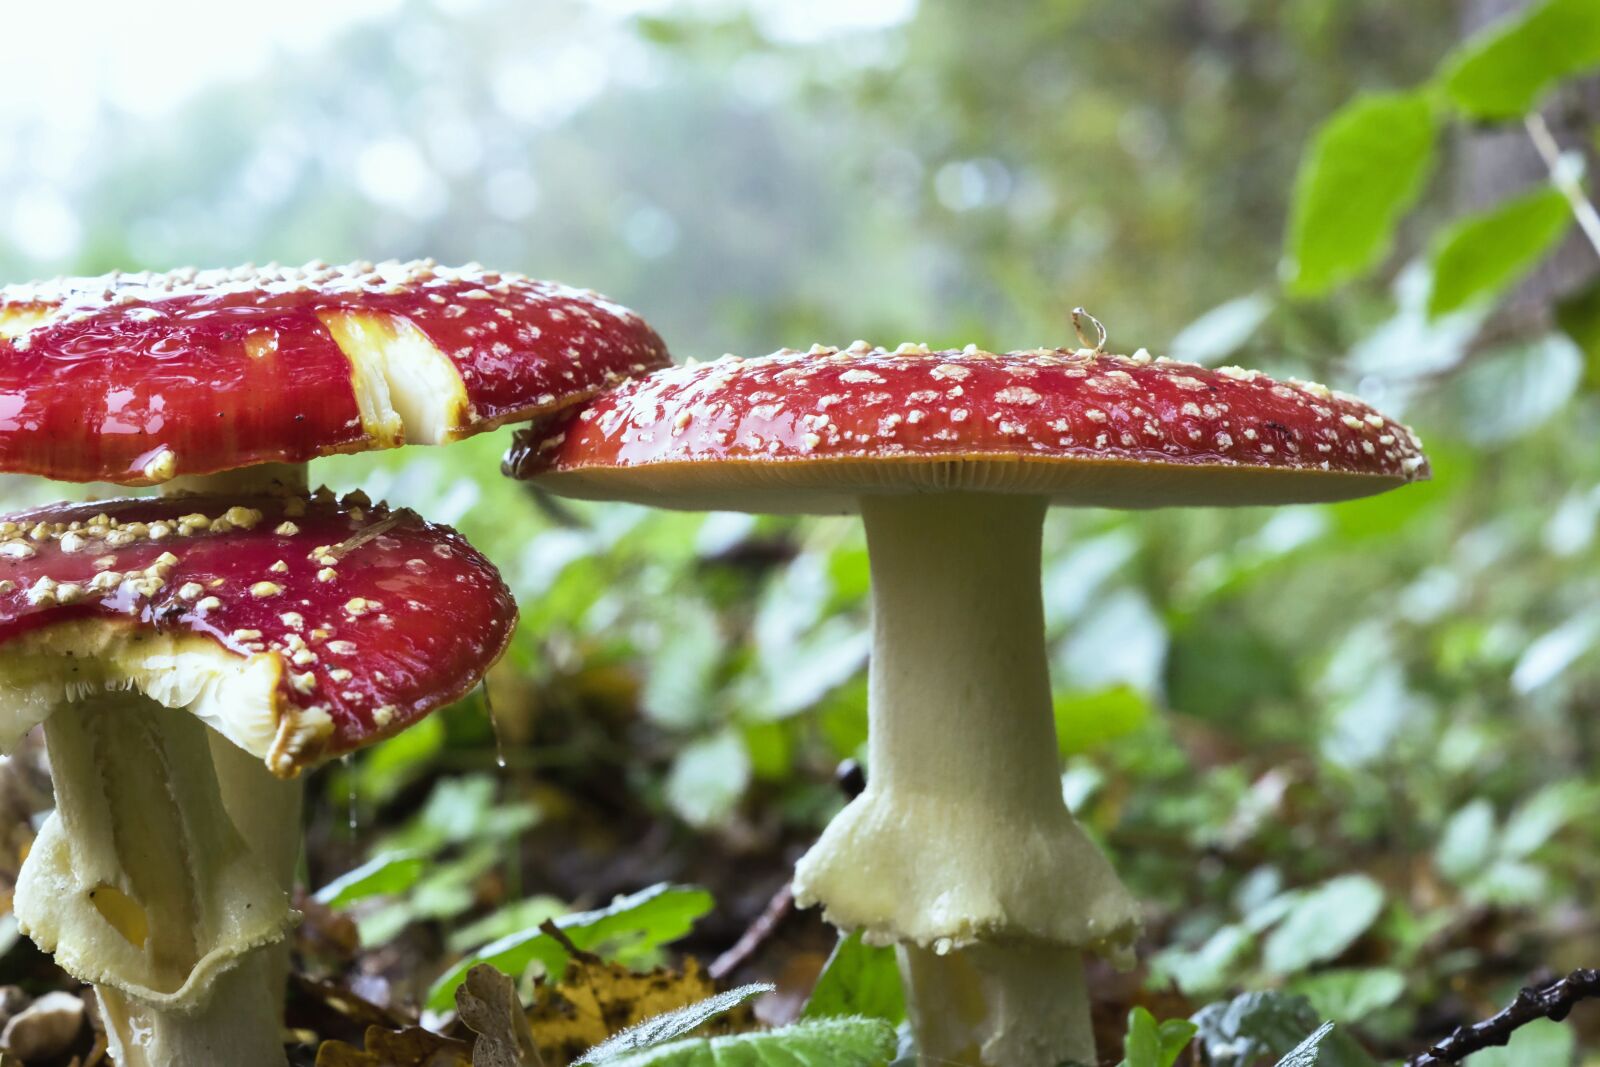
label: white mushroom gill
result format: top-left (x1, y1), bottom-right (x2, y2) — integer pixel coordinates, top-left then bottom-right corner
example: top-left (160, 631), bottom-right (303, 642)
top-left (790, 492), bottom-right (1140, 1067)
top-left (319, 309), bottom-right (473, 446)
top-left (13, 692), bottom-right (291, 1067)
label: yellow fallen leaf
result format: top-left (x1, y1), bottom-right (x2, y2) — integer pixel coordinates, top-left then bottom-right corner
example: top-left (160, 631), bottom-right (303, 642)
top-left (528, 956), bottom-right (750, 1066)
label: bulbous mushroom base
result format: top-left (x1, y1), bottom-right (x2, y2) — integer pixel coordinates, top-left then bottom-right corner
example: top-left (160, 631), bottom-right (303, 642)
top-left (793, 789), bottom-right (1139, 960)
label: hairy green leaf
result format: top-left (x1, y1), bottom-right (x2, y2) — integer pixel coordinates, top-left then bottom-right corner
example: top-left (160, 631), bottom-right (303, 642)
top-left (581, 1017), bottom-right (897, 1067)
top-left (577, 983), bottom-right (774, 1063)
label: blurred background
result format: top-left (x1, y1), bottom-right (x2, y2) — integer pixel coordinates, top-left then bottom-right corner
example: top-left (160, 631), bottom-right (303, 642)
top-left (1, 0), bottom-right (1598, 1062)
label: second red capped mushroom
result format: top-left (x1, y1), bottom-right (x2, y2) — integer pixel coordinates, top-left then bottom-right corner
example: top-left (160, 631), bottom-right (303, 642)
top-left (0, 493), bottom-right (516, 1067)
top-left (508, 337), bottom-right (1430, 1067)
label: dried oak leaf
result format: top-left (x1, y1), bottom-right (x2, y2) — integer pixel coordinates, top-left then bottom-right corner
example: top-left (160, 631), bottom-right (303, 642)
top-left (456, 965), bottom-right (540, 1067)
top-left (315, 1025), bottom-right (471, 1067)
top-left (529, 956), bottom-right (749, 1067)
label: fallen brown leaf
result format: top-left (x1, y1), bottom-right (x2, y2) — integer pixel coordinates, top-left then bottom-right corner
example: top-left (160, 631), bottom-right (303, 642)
top-left (315, 1025), bottom-right (471, 1067)
top-left (456, 966), bottom-right (541, 1067)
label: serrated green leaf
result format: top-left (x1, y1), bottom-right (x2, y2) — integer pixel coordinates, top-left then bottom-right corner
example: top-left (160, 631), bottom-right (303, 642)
top-left (585, 1017), bottom-right (898, 1067)
top-left (1262, 875), bottom-right (1385, 976)
top-left (802, 932), bottom-right (904, 1024)
top-left (313, 849), bottom-right (428, 908)
top-left (1284, 91), bottom-right (1437, 296)
top-left (427, 884), bottom-right (714, 1012)
top-left (1427, 185), bottom-right (1571, 317)
top-left (1275, 1021), bottom-right (1335, 1067)
top-left (577, 983), bottom-right (775, 1063)
top-left (1192, 991), bottom-right (1379, 1067)
top-left (1442, 0), bottom-right (1600, 121)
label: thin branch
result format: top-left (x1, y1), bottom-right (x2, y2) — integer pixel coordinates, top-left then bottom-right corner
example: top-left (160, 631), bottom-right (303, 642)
top-left (1406, 968), bottom-right (1600, 1066)
top-left (1526, 111), bottom-right (1600, 261)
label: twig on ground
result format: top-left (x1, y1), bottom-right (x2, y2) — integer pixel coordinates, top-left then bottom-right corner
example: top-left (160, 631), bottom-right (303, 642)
top-left (1406, 968), bottom-right (1600, 1066)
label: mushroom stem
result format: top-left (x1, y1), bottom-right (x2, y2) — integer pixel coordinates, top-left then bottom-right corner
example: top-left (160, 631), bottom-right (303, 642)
top-left (159, 461), bottom-right (309, 1026)
top-left (898, 942), bottom-right (1091, 1067)
top-left (15, 692), bottom-right (291, 1066)
top-left (792, 492), bottom-right (1138, 1067)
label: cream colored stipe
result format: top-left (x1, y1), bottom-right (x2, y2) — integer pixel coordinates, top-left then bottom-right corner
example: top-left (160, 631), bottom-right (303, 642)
top-left (318, 310), bottom-right (472, 446)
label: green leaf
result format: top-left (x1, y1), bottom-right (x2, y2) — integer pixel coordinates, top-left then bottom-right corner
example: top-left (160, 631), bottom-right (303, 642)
top-left (1191, 992), bottom-right (1379, 1067)
top-left (1167, 293), bottom-right (1273, 366)
top-left (802, 932), bottom-right (905, 1024)
top-left (1464, 1018), bottom-right (1577, 1066)
top-left (426, 883), bottom-right (714, 1011)
top-left (582, 1017), bottom-right (898, 1067)
top-left (1262, 874), bottom-right (1386, 976)
top-left (1436, 798), bottom-right (1498, 882)
top-left (665, 728), bottom-right (751, 829)
top-left (1556, 277), bottom-right (1600, 387)
top-left (1274, 1021), bottom-right (1335, 1067)
top-left (1284, 91), bottom-right (1438, 296)
top-left (1151, 924), bottom-right (1255, 996)
top-left (1442, 0), bottom-right (1600, 121)
top-left (641, 601), bottom-right (723, 729)
top-left (1427, 185), bottom-right (1571, 317)
top-left (1286, 968), bottom-right (1406, 1023)
top-left (1054, 684), bottom-right (1152, 755)
top-left (313, 850), bottom-right (428, 908)
top-left (577, 984), bottom-right (775, 1063)
top-left (1119, 1006), bottom-right (1197, 1067)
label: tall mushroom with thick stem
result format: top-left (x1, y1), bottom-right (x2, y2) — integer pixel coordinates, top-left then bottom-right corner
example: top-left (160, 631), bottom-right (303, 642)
top-left (506, 337), bottom-right (1431, 1066)
top-left (0, 260), bottom-right (669, 1065)
top-left (0, 493), bottom-right (517, 1066)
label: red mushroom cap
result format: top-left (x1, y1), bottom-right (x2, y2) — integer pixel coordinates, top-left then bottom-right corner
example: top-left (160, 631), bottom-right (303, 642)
top-left (0, 261), bottom-right (670, 484)
top-left (0, 492), bottom-right (516, 775)
top-left (506, 342), bottom-right (1429, 513)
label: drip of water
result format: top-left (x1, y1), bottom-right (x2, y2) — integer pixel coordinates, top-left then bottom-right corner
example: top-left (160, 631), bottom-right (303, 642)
top-left (482, 678), bottom-right (507, 769)
top-left (341, 752), bottom-right (358, 835)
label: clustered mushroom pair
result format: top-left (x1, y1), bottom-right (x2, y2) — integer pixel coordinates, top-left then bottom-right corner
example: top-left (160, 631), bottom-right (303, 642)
top-left (0, 261), bottom-right (1428, 1067)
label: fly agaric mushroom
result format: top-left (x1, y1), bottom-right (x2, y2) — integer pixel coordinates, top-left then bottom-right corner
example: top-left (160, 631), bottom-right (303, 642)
top-left (0, 493), bottom-right (517, 1066)
top-left (0, 260), bottom-right (667, 1065)
top-left (506, 337), bottom-right (1430, 1067)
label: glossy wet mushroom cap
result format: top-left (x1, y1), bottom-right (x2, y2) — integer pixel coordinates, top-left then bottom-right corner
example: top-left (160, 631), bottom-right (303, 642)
top-left (0, 260), bottom-right (670, 484)
top-left (0, 492), bottom-right (517, 774)
top-left (506, 341), bottom-right (1429, 513)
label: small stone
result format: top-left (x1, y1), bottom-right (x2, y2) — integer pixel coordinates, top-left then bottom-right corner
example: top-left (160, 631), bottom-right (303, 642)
top-left (0, 991), bottom-right (84, 1061)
